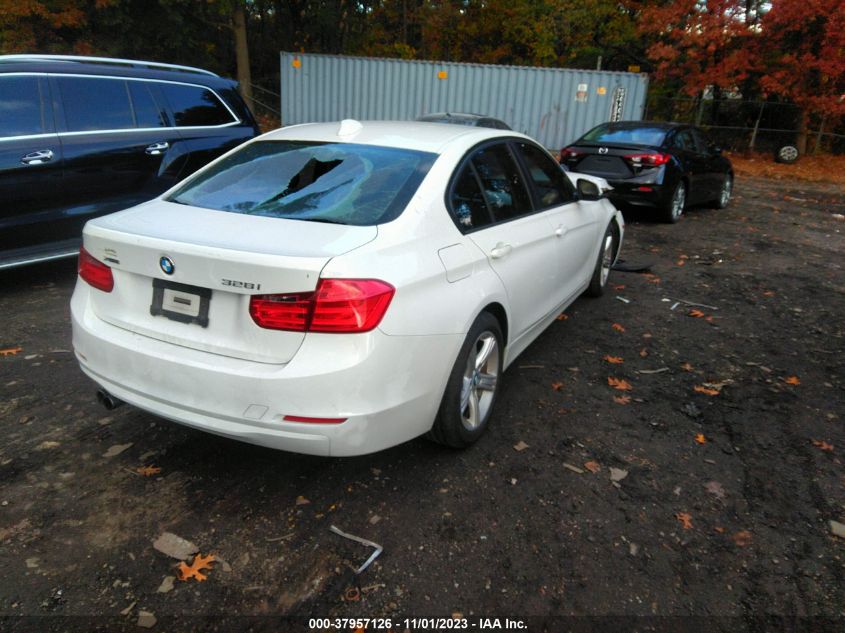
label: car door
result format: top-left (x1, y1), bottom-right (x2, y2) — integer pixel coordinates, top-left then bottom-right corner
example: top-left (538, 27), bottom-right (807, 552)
top-left (512, 141), bottom-right (601, 302)
top-left (690, 127), bottom-right (722, 198)
top-left (0, 74), bottom-right (67, 257)
top-left (670, 128), bottom-right (710, 205)
top-left (52, 75), bottom-right (184, 222)
top-left (450, 141), bottom-right (560, 342)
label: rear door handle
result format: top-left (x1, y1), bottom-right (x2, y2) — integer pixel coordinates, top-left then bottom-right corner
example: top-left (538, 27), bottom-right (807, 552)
top-left (555, 225), bottom-right (568, 237)
top-left (490, 242), bottom-right (512, 259)
top-left (145, 142), bottom-right (170, 155)
top-left (21, 149), bottom-right (54, 165)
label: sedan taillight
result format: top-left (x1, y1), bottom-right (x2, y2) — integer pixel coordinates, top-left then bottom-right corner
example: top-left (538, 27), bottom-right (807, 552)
top-left (624, 152), bottom-right (671, 167)
top-left (560, 147), bottom-right (583, 161)
top-left (249, 279), bottom-right (395, 333)
top-left (78, 247), bottom-right (114, 293)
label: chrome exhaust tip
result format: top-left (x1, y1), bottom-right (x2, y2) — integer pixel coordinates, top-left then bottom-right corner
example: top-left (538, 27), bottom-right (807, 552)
top-left (96, 388), bottom-right (124, 411)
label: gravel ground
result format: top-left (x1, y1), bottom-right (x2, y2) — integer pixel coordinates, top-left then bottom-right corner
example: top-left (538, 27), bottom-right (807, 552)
top-left (0, 175), bottom-right (843, 632)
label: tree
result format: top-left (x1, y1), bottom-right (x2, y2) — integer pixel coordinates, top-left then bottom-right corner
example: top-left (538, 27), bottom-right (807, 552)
top-left (755, 0), bottom-right (845, 153)
top-left (0, 0), bottom-right (112, 53)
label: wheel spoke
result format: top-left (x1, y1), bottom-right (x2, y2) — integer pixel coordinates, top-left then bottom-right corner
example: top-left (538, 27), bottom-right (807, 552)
top-left (475, 334), bottom-right (496, 370)
top-left (460, 376), bottom-right (472, 411)
top-left (464, 389), bottom-right (480, 429)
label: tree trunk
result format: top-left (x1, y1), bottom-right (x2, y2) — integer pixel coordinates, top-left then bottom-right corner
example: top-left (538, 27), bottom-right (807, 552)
top-left (232, 3), bottom-right (253, 114)
top-left (795, 109), bottom-right (809, 155)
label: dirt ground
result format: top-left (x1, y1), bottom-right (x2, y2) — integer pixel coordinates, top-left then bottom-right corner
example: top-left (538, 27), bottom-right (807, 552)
top-left (1, 175), bottom-right (844, 632)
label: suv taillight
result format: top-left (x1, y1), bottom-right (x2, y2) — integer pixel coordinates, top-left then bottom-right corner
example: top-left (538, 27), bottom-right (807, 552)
top-left (624, 152), bottom-right (671, 167)
top-left (78, 247), bottom-right (114, 292)
top-left (249, 279), bottom-right (395, 333)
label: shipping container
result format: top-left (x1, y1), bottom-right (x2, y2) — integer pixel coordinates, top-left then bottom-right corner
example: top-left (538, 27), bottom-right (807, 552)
top-left (280, 52), bottom-right (648, 150)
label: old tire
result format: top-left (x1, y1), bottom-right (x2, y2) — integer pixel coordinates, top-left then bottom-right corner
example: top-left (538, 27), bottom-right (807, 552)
top-left (427, 312), bottom-right (503, 448)
top-left (661, 182), bottom-right (686, 223)
top-left (585, 223), bottom-right (616, 297)
top-left (775, 144), bottom-right (799, 164)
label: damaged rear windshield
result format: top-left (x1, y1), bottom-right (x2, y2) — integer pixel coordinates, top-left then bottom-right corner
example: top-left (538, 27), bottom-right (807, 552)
top-left (167, 141), bottom-right (436, 225)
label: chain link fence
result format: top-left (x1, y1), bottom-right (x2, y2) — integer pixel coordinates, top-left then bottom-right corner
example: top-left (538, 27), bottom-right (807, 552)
top-left (644, 96), bottom-right (845, 156)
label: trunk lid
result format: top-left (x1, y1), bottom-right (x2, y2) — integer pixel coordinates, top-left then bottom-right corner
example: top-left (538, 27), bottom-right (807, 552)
top-left (567, 143), bottom-right (659, 179)
top-left (82, 200), bottom-right (377, 364)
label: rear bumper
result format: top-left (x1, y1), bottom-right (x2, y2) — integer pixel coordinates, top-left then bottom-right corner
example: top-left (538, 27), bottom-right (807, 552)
top-left (606, 182), bottom-right (669, 209)
top-left (71, 281), bottom-right (461, 456)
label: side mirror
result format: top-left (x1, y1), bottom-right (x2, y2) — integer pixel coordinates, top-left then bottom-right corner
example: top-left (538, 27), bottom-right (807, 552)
top-left (576, 178), bottom-right (602, 201)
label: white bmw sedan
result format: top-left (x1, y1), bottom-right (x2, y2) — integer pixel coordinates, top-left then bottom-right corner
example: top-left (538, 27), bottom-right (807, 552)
top-left (71, 120), bottom-right (624, 456)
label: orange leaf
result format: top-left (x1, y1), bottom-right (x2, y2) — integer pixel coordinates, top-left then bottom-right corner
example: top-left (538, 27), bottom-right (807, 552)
top-left (551, 381), bottom-right (564, 391)
top-left (584, 461), bottom-right (601, 473)
top-left (812, 439), bottom-right (834, 452)
top-left (695, 433), bottom-right (706, 444)
top-left (136, 466), bottom-right (161, 477)
top-left (607, 377), bottom-right (632, 391)
top-left (613, 395), bottom-right (631, 405)
top-left (556, 313), bottom-right (568, 321)
top-left (612, 323), bottom-right (625, 333)
top-left (0, 347), bottom-right (22, 357)
top-left (784, 376), bottom-right (800, 385)
top-left (694, 385), bottom-right (720, 396)
top-left (639, 348), bottom-right (648, 358)
top-left (714, 526), bottom-right (726, 534)
top-left (732, 530), bottom-right (753, 547)
top-left (648, 277), bottom-right (661, 284)
top-left (676, 512), bottom-right (693, 530)
top-left (680, 362), bottom-right (694, 372)
top-left (688, 309), bottom-right (705, 318)
top-left (676, 259), bottom-right (685, 267)
top-left (603, 355), bottom-right (624, 364)
top-left (762, 291), bottom-right (775, 297)
top-left (177, 553), bottom-right (215, 582)
top-left (613, 284), bottom-right (625, 290)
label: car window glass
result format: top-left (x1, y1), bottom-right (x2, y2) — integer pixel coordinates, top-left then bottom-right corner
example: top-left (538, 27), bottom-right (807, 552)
top-left (690, 129), bottom-right (709, 153)
top-left (0, 76), bottom-right (49, 137)
top-left (516, 142), bottom-right (576, 208)
top-left (449, 164), bottom-right (491, 230)
top-left (471, 144), bottom-right (532, 222)
top-left (128, 81), bottom-right (167, 128)
top-left (159, 84), bottom-right (235, 127)
top-left (582, 124), bottom-right (667, 146)
top-left (168, 141), bottom-right (435, 226)
top-left (673, 130), bottom-right (695, 151)
top-left (57, 77), bottom-right (134, 132)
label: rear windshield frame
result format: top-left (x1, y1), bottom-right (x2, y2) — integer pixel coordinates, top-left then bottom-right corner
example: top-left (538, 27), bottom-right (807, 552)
top-left (166, 140), bottom-right (436, 226)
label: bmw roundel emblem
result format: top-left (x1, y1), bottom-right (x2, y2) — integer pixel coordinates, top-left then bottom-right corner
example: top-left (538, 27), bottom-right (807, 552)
top-left (159, 256), bottom-right (175, 275)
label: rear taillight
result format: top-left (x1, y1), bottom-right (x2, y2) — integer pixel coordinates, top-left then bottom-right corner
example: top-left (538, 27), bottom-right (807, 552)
top-left (249, 279), bottom-right (395, 333)
top-left (560, 147), bottom-right (583, 161)
top-left (624, 152), bottom-right (671, 167)
top-left (78, 247), bottom-right (114, 292)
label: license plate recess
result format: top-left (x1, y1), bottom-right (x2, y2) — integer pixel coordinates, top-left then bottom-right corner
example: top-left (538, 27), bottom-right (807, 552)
top-left (150, 279), bottom-right (211, 327)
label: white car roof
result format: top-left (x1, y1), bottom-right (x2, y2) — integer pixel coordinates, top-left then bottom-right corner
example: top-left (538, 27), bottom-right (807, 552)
top-left (259, 120), bottom-right (531, 154)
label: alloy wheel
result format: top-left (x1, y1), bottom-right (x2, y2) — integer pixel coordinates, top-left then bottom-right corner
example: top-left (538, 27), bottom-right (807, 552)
top-left (459, 332), bottom-right (499, 431)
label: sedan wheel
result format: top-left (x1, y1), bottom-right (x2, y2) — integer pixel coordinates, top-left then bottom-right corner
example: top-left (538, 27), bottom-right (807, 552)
top-left (717, 174), bottom-right (732, 209)
top-left (662, 182), bottom-right (686, 223)
top-left (585, 224), bottom-right (616, 297)
top-left (428, 313), bottom-right (503, 448)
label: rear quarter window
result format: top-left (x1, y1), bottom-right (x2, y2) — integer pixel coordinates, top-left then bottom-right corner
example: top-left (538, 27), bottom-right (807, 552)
top-left (0, 76), bottom-right (50, 137)
top-left (159, 83), bottom-right (236, 127)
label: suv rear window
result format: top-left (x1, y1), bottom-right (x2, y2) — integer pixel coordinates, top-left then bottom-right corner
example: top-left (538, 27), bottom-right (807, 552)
top-left (167, 141), bottom-right (436, 226)
top-left (0, 76), bottom-right (49, 137)
top-left (582, 124), bottom-right (667, 147)
top-left (159, 84), bottom-right (235, 127)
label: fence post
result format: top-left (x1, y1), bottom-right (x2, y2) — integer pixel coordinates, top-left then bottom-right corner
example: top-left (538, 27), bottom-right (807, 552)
top-left (814, 116), bottom-right (826, 154)
top-left (749, 101), bottom-right (765, 151)
top-left (695, 95), bottom-right (705, 126)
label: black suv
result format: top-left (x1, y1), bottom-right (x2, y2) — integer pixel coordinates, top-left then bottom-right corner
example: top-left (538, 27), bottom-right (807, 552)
top-left (0, 55), bottom-right (260, 269)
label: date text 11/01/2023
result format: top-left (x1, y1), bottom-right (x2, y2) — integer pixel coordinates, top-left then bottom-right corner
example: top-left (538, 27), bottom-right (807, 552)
top-left (308, 617), bottom-right (528, 630)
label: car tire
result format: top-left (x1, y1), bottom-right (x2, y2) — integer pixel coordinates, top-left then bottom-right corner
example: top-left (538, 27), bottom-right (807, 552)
top-left (661, 181), bottom-right (686, 223)
top-left (585, 223), bottom-right (616, 297)
top-left (715, 173), bottom-right (732, 209)
top-left (775, 144), bottom-right (799, 164)
top-left (427, 312), bottom-right (503, 448)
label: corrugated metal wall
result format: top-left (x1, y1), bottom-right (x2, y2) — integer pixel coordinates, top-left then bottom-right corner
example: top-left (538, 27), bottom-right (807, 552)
top-left (280, 52), bottom-right (648, 150)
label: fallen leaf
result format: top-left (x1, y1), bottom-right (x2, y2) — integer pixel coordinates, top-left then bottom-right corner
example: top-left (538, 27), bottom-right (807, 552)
top-left (704, 481), bottom-right (726, 499)
top-left (103, 443), bottom-right (133, 458)
top-left (812, 439), bottom-right (834, 452)
top-left (607, 377), bottom-right (632, 391)
top-left (0, 347), bottom-right (23, 357)
top-left (784, 376), bottom-right (801, 385)
top-left (714, 526), bottom-right (726, 534)
top-left (639, 348), bottom-right (648, 358)
top-left (613, 395), bottom-right (632, 405)
top-left (603, 355), bottom-right (624, 364)
top-left (648, 277), bottom-right (661, 284)
top-left (137, 466), bottom-right (161, 477)
top-left (584, 461), bottom-right (601, 473)
top-left (732, 530), bottom-right (753, 547)
top-left (695, 433), bottom-right (707, 444)
top-left (612, 323), bottom-right (626, 333)
top-left (295, 495), bottom-right (310, 506)
top-left (688, 309), bottom-right (706, 318)
top-left (676, 512), bottom-right (693, 530)
top-left (613, 284), bottom-right (625, 290)
top-left (676, 259), bottom-right (685, 266)
top-left (680, 362), bottom-right (694, 372)
top-left (551, 381), bottom-right (564, 391)
top-left (556, 313), bottom-right (568, 321)
top-left (513, 441), bottom-right (529, 452)
top-left (763, 291), bottom-right (775, 297)
top-left (609, 467), bottom-right (628, 482)
top-left (694, 385), bottom-right (720, 396)
top-left (177, 553), bottom-right (215, 582)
